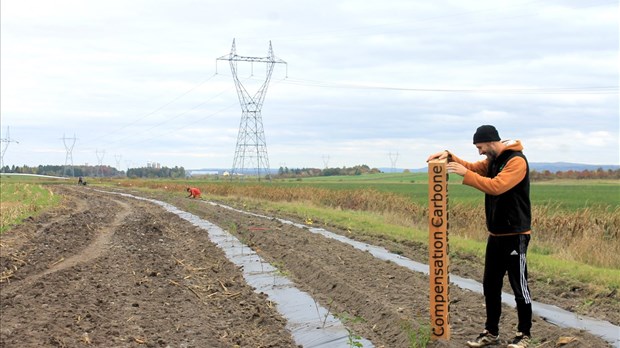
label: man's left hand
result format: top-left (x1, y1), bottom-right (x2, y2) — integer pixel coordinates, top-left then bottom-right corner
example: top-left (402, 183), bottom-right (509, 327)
top-left (447, 162), bottom-right (467, 176)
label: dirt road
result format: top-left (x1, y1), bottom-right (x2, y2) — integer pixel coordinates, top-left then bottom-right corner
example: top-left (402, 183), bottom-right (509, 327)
top-left (0, 185), bottom-right (616, 347)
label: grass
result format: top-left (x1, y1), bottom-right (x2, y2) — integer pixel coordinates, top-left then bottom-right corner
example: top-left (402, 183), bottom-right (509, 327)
top-left (271, 173), bottom-right (620, 210)
top-left (402, 320), bottom-right (431, 348)
top-left (0, 176), bottom-right (63, 233)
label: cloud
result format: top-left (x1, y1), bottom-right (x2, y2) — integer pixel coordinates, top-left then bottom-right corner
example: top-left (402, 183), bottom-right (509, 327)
top-left (525, 129), bottom-right (617, 164)
top-left (1, 0), bottom-right (617, 170)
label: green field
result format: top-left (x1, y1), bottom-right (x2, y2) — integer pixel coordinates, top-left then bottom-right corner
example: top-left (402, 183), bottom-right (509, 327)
top-left (224, 173), bottom-right (620, 210)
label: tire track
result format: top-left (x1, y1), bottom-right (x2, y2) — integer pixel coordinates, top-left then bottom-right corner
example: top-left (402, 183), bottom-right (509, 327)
top-left (40, 198), bottom-right (132, 276)
top-left (1, 196), bottom-right (132, 292)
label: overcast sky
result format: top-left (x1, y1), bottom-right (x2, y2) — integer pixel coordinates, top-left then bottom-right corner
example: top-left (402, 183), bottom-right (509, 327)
top-left (1, 0), bottom-right (618, 172)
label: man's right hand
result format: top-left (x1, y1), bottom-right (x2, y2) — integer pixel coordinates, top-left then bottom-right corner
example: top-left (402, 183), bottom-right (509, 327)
top-left (427, 150), bottom-right (449, 162)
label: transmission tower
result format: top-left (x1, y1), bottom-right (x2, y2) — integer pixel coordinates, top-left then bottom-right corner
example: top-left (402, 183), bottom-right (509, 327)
top-left (62, 134), bottom-right (77, 177)
top-left (114, 154), bottom-right (122, 175)
top-left (95, 149), bottom-right (106, 177)
top-left (388, 152), bottom-right (399, 173)
top-left (1, 126), bottom-right (19, 172)
top-left (322, 155), bottom-right (331, 169)
top-left (217, 39), bottom-right (287, 180)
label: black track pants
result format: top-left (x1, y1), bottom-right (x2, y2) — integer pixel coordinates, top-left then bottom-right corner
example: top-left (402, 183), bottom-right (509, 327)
top-left (483, 234), bottom-right (532, 336)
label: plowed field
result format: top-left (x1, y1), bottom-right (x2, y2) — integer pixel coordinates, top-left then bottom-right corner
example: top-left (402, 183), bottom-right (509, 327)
top-left (1, 185), bottom-right (616, 347)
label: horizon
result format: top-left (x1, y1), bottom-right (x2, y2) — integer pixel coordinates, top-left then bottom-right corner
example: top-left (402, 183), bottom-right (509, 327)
top-left (4, 161), bottom-right (619, 173)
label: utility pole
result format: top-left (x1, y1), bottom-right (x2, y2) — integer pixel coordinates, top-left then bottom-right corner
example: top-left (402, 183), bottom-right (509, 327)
top-left (1, 126), bottom-right (19, 172)
top-left (388, 152), bottom-right (399, 173)
top-left (62, 134), bottom-right (77, 177)
top-left (217, 39), bottom-right (287, 181)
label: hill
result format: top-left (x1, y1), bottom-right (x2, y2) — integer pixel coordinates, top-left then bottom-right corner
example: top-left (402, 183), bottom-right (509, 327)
top-left (527, 162), bottom-right (619, 173)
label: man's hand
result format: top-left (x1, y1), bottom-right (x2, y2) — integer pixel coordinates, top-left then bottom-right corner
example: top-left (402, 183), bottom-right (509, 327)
top-left (427, 150), bottom-right (449, 162)
top-left (447, 162), bottom-right (467, 176)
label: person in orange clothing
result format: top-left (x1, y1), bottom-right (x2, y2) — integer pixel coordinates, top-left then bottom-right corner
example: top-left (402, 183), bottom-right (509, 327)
top-left (186, 187), bottom-right (201, 199)
top-left (427, 125), bottom-right (532, 348)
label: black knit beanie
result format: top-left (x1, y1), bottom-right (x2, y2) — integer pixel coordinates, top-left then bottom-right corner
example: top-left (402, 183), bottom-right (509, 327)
top-left (473, 125), bottom-right (501, 144)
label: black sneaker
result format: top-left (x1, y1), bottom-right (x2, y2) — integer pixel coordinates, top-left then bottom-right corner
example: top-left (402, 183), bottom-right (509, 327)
top-left (466, 330), bottom-right (500, 347)
top-left (507, 332), bottom-right (531, 348)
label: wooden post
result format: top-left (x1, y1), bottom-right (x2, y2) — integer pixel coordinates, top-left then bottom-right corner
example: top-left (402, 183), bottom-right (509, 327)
top-left (428, 159), bottom-right (450, 340)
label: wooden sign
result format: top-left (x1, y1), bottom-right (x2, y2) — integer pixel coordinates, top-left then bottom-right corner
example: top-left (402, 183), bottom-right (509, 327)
top-left (428, 159), bottom-right (450, 340)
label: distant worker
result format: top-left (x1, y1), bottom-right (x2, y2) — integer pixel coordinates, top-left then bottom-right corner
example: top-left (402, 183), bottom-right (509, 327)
top-left (78, 177), bottom-right (83, 185)
top-left (186, 187), bottom-right (201, 199)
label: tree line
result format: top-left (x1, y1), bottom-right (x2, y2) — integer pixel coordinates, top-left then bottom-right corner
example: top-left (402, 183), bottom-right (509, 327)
top-left (530, 168), bottom-right (620, 181)
top-left (1, 164), bottom-right (186, 178)
top-left (277, 164), bottom-right (381, 178)
top-left (275, 165), bottom-right (619, 180)
top-left (2, 164), bottom-right (616, 180)
top-left (1, 164), bottom-right (122, 177)
top-left (126, 166), bottom-right (185, 178)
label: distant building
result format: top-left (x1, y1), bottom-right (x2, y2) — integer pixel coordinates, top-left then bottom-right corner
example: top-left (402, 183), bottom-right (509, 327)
top-left (189, 170), bottom-right (219, 176)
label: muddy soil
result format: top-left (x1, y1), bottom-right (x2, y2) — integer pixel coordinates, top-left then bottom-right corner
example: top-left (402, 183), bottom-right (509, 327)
top-left (1, 185), bottom-right (616, 347)
top-left (0, 186), bottom-right (297, 348)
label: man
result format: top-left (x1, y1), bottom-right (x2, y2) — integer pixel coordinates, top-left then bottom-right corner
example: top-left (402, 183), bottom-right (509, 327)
top-left (427, 125), bottom-right (532, 348)
top-left (186, 187), bottom-right (201, 199)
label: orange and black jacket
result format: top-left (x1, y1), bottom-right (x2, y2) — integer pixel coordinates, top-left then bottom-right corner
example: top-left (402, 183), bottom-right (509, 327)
top-left (449, 140), bottom-right (531, 236)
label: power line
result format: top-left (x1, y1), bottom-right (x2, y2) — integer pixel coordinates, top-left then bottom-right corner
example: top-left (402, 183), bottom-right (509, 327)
top-left (77, 71), bottom-right (615, 158)
top-left (280, 77), bottom-right (618, 94)
top-left (99, 84), bottom-right (236, 148)
top-left (115, 101), bottom-right (238, 149)
top-left (85, 73), bottom-right (219, 146)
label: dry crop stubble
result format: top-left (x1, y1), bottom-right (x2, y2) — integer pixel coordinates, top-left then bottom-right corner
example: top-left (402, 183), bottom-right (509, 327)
top-left (113, 180), bottom-right (619, 269)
